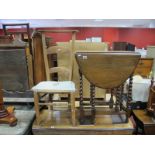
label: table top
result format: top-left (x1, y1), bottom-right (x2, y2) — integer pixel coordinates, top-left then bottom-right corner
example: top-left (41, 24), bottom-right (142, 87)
top-left (75, 52), bottom-right (140, 89)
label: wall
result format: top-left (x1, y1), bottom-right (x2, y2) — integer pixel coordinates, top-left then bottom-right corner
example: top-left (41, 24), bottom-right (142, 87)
top-left (37, 27), bottom-right (119, 47)
top-left (103, 28), bottom-right (119, 46)
top-left (0, 29), bottom-right (3, 34)
top-left (1, 27), bottom-right (155, 48)
top-left (36, 27), bottom-right (106, 43)
top-left (118, 28), bottom-right (155, 48)
top-left (36, 27), bottom-right (155, 48)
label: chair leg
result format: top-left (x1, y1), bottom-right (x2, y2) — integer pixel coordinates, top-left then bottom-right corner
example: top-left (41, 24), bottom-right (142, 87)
top-left (34, 92), bottom-right (40, 125)
top-left (70, 92), bottom-right (76, 126)
top-left (47, 94), bottom-right (53, 120)
top-left (68, 93), bottom-right (71, 110)
top-left (49, 94), bottom-right (54, 110)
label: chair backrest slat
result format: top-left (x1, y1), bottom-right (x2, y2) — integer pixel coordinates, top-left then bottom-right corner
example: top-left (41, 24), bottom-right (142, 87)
top-left (42, 35), bottom-right (73, 81)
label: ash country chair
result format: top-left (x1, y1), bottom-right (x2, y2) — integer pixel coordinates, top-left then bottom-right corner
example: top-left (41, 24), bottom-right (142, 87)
top-left (32, 34), bottom-right (76, 126)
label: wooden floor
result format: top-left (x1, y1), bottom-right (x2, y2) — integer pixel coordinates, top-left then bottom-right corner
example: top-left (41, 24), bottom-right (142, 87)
top-left (32, 107), bottom-right (134, 135)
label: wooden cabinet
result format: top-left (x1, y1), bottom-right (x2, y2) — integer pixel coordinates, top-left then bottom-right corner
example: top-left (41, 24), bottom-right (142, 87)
top-left (134, 58), bottom-right (153, 77)
top-left (112, 42), bottom-right (135, 51)
top-left (132, 110), bottom-right (155, 135)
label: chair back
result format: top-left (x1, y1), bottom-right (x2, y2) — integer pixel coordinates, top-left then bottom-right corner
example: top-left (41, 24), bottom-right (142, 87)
top-left (42, 34), bottom-right (73, 81)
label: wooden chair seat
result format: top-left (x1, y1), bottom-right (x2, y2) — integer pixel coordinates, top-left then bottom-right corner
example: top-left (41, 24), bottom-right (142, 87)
top-left (32, 81), bottom-right (76, 126)
top-left (32, 81), bottom-right (75, 93)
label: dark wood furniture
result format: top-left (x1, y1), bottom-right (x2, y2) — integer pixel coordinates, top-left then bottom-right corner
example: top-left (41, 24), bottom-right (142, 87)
top-left (0, 46), bottom-right (29, 91)
top-left (132, 110), bottom-right (155, 134)
top-left (0, 38), bottom-right (34, 101)
top-left (75, 52), bottom-right (140, 125)
top-left (0, 83), bottom-right (17, 126)
top-left (112, 42), bottom-right (135, 51)
top-left (1, 23), bottom-right (34, 90)
top-left (2, 23), bottom-right (32, 55)
top-left (134, 58), bottom-right (153, 77)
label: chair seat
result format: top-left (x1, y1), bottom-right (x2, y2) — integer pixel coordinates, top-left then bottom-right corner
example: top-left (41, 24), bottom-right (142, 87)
top-left (32, 81), bottom-right (76, 93)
